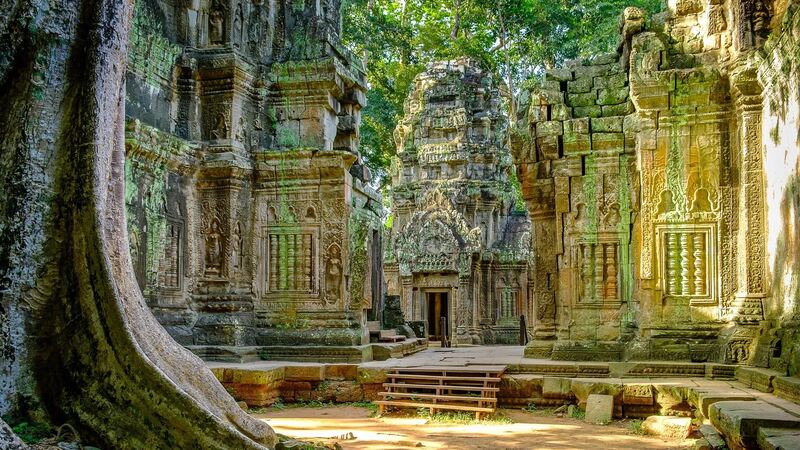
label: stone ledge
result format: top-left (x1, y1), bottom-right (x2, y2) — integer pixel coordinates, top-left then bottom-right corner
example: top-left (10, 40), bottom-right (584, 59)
top-left (687, 386), bottom-right (756, 418)
top-left (735, 366), bottom-right (784, 393)
top-left (757, 427), bottom-right (800, 450)
top-left (774, 376), bottom-right (800, 404)
top-left (709, 400), bottom-right (800, 449)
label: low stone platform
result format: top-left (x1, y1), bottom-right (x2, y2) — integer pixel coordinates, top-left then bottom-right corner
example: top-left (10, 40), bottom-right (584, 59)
top-left (208, 345), bottom-right (800, 449)
top-left (190, 338), bottom-right (427, 363)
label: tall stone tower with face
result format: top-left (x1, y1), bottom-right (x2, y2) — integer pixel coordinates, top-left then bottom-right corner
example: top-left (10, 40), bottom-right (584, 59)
top-left (385, 59), bottom-right (532, 345)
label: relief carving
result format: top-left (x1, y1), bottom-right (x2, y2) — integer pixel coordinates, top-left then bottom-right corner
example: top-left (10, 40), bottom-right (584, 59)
top-left (324, 243), bottom-right (342, 305)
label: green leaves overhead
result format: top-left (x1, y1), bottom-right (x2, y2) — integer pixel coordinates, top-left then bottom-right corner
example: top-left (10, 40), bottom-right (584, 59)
top-left (342, 0), bottom-right (662, 179)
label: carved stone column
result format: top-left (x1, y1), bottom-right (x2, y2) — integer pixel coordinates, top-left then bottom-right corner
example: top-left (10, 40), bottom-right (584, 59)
top-left (193, 165), bottom-right (255, 347)
top-left (525, 180), bottom-right (558, 357)
top-left (731, 66), bottom-right (767, 325)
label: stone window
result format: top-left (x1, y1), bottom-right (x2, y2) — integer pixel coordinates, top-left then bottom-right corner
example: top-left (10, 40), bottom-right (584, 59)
top-left (158, 220), bottom-right (182, 290)
top-left (655, 224), bottom-right (716, 305)
top-left (576, 241), bottom-right (620, 303)
top-left (264, 228), bottom-right (317, 293)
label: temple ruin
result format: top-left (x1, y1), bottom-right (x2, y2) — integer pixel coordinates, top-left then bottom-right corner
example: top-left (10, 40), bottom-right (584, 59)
top-left (513, 0), bottom-right (786, 365)
top-left (386, 60), bottom-right (531, 344)
top-left (123, 0), bottom-right (385, 360)
top-left (120, 0), bottom-right (799, 369)
top-left (5, 0), bottom-right (800, 448)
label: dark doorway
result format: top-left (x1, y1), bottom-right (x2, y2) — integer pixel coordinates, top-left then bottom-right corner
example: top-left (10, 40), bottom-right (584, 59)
top-left (426, 292), bottom-right (449, 341)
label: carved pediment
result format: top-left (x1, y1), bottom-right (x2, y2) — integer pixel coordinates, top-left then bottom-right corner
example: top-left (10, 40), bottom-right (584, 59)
top-left (395, 189), bottom-right (480, 275)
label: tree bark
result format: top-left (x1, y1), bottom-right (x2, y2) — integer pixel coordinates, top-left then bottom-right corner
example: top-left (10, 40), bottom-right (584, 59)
top-left (450, 0), bottom-right (462, 40)
top-left (0, 1), bottom-right (276, 448)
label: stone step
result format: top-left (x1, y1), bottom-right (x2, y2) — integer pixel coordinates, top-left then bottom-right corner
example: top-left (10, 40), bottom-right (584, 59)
top-left (774, 376), bottom-right (800, 404)
top-left (688, 385), bottom-right (757, 417)
top-left (698, 424), bottom-right (727, 450)
top-left (757, 427), bottom-right (800, 450)
top-left (709, 400), bottom-right (800, 449)
top-left (735, 366), bottom-right (784, 393)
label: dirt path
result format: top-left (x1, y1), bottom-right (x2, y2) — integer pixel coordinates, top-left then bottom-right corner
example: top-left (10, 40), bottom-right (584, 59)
top-left (255, 406), bottom-right (696, 449)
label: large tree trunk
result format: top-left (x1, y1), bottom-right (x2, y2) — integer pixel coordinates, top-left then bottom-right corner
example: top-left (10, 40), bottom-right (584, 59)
top-left (0, 1), bottom-right (276, 448)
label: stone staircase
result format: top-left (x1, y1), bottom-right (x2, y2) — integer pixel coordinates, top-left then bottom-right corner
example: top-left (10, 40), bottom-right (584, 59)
top-left (376, 365), bottom-right (506, 420)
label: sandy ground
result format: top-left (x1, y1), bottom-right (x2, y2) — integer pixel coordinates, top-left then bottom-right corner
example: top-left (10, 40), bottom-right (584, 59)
top-left (255, 406), bottom-right (697, 450)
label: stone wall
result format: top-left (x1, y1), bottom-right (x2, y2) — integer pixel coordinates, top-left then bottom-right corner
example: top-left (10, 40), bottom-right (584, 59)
top-left (122, 0), bottom-right (384, 354)
top-left (514, 0), bottom-right (797, 365)
top-left (759, 1), bottom-right (800, 375)
top-left (386, 59), bottom-right (531, 344)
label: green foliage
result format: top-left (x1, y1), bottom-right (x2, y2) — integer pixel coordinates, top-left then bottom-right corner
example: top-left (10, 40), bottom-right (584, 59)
top-left (2, 416), bottom-right (51, 444)
top-left (570, 407), bottom-right (586, 420)
top-left (628, 419), bottom-right (646, 435)
top-left (341, 0), bottom-right (662, 180)
top-left (522, 401), bottom-right (537, 412)
top-left (417, 410), bottom-right (515, 424)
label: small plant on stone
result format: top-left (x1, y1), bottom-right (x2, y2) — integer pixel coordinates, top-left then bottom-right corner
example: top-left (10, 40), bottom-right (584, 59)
top-left (271, 400), bottom-right (287, 410)
top-left (522, 402), bottom-right (537, 412)
top-left (628, 419), bottom-right (646, 435)
top-left (570, 407), bottom-right (585, 420)
top-left (9, 420), bottom-right (51, 444)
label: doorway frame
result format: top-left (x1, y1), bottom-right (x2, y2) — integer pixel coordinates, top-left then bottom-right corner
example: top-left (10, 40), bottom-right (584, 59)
top-left (422, 287), bottom-right (453, 342)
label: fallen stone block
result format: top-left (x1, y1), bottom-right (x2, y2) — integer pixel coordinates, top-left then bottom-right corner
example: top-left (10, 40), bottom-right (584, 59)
top-left (642, 415), bottom-right (693, 439)
top-left (585, 394), bottom-right (614, 424)
top-left (709, 400), bottom-right (800, 449)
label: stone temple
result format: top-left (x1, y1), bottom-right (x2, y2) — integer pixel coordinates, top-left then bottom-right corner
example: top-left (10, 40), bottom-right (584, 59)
top-left (123, 0), bottom-right (385, 360)
top-left (386, 60), bottom-right (531, 345)
top-left (6, 0), bottom-right (800, 447)
top-left (117, 0), bottom-right (800, 369)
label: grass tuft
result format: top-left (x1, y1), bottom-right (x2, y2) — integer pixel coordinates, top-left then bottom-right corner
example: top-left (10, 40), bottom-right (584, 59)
top-left (628, 419), bottom-right (646, 435)
top-left (416, 410), bottom-right (514, 425)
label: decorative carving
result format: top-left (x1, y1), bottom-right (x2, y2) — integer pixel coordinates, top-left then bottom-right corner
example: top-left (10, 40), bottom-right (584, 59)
top-left (159, 220), bottom-right (182, 289)
top-left (211, 112), bottom-right (229, 139)
top-left (324, 243), bottom-right (342, 304)
top-left (231, 221), bottom-right (243, 272)
top-left (205, 218), bottom-right (223, 275)
top-left (233, 2), bottom-right (244, 48)
top-left (265, 229), bottom-right (316, 293)
top-left (394, 189), bottom-right (481, 275)
top-left (209, 2), bottom-right (225, 45)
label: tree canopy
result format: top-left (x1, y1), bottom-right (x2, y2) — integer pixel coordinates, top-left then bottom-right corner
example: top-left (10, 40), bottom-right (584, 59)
top-left (341, 0), bottom-right (662, 182)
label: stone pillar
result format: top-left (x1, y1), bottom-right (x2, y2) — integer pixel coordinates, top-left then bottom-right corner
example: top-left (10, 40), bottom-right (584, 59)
top-left (401, 276), bottom-right (414, 320)
top-left (456, 275), bottom-right (472, 344)
top-left (525, 180), bottom-right (558, 357)
top-left (193, 166), bottom-right (256, 347)
top-left (731, 67), bottom-right (767, 325)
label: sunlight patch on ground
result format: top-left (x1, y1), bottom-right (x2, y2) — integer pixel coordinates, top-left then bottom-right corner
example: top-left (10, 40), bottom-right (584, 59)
top-left (255, 406), bottom-right (694, 450)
